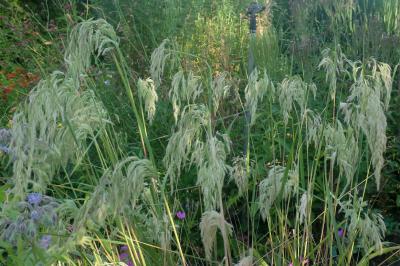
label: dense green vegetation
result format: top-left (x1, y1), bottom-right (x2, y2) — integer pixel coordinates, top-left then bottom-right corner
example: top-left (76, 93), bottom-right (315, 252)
top-left (0, 0), bottom-right (399, 265)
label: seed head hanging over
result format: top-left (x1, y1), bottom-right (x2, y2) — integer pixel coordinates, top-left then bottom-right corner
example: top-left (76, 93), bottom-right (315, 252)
top-left (258, 165), bottom-right (299, 220)
top-left (340, 59), bottom-right (392, 189)
top-left (138, 78), bottom-right (158, 124)
top-left (199, 210), bottom-right (233, 260)
top-left (9, 19), bottom-right (118, 198)
top-left (278, 76), bottom-right (316, 125)
top-left (245, 69), bottom-right (274, 125)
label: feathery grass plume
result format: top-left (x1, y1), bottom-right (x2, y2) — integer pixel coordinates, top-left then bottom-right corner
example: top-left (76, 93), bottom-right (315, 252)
top-left (150, 39), bottom-right (171, 87)
top-left (72, 157), bottom-right (158, 245)
top-left (324, 121), bottom-right (358, 186)
top-left (234, 249), bottom-right (253, 266)
top-left (191, 134), bottom-right (231, 210)
top-left (318, 46), bottom-right (347, 99)
top-left (137, 78), bottom-right (158, 124)
top-left (230, 156), bottom-right (248, 196)
top-left (245, 69), bottom-right (274, 125)
top-left (64, 19), bottom-right (119, 88)
top-left (278, 76), bottom-right (316, 125)
top-left (10, 73), bottom-right (109, 197)
top-left (234, 256), bottom-right (253, 266)
top-left (340, 198), bottom-right (386, 252)
top-left (304, 109), bottom-right (323, 148)
top-left (212, 72), bottom-right (231, 115)
top-left (258, 165), bottom-right (299, 220)
top-left (297, 191), bottom-right (310, 225)
top-left (163, 104), bottom-right (210, 189)
top-left (199, 210), bottom-right (233, 260)
top-left (340, 59), bottom-right (392, 189)
top-left (170, 71), bottom-right (203, 122)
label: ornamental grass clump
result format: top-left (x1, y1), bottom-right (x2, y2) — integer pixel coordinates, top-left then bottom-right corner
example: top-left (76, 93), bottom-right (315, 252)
top-left (340, 59), bottom-right (393, 189)
top-left (9, 19), bottom-right (118, 198)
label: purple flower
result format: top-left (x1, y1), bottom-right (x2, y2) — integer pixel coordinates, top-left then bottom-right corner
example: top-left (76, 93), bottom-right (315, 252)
top-left (338, 228), bottom-right (344, 237)
top-left (289, 263), bottom-right (293, 266)
top-left (120, 245), bottom-right (129, 251)
top-left (119, 253), bottom-right (129, 260)
top-left (39, 235), bottom-right (52, 249)
top-left (27, 193), bottom-right (42, 205)
top-left (30, 210), bottom-right (41, 221)
top-left (176, 210), bottom-right (186, 220)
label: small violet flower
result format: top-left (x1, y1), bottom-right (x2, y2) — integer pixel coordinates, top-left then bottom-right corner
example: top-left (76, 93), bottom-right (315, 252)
top-left (120, 245), bottom-right (129, 251)
top-left (30, 210), bottom-right (41, 221)
top-left (104, 80), bottom-right (111, 86)
top-left (39, 235), bottom-right (52, 249)
top-left (119, 253), bottom-right (129, 260)
top-left (176, 210), bottom-right (186, 220)
top-left (119, 247), bottom-right (134, 266)
top-left (338, 228), bottom-right (344, 238)
top-left (27, 192), bottom-right (42, 205)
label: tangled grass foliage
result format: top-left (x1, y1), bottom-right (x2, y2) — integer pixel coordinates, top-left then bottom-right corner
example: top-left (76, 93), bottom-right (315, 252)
top-left (340, 198), bottom-right (386, 252)
top-left (73, 157), bottom-right (158, 243)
